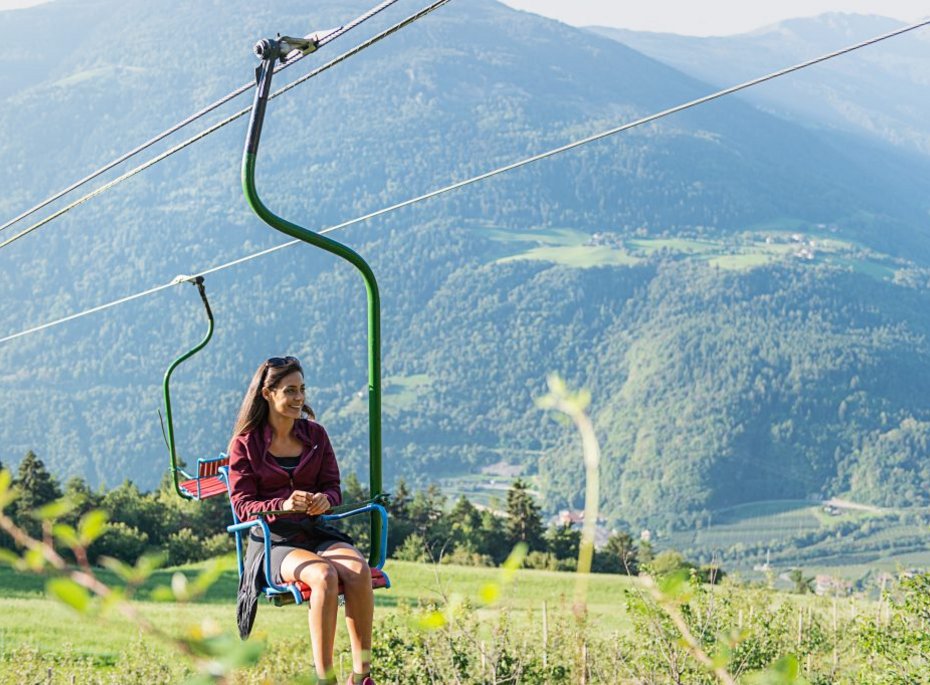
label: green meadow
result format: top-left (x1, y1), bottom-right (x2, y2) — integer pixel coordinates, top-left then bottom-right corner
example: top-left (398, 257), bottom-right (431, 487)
top-left (663, 498), bottom-right (930, 585)
top-left (0, 560), bottom-right (636, 683)
top-left (483, 224), bottom-right (901, 277)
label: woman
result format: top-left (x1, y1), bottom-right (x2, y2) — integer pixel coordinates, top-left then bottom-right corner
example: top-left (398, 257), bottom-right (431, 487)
top-left (228, 356), bottom-right (375, 685)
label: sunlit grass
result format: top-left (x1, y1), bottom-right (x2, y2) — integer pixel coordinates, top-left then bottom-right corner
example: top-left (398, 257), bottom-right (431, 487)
top-left (0, 559), bottom-right (638, 667)
top-left (497, 245), bottom-right (640, 268)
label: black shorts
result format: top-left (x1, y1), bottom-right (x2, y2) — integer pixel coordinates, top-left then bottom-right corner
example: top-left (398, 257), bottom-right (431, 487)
top-left (247, 517), bottom-right (355, 586)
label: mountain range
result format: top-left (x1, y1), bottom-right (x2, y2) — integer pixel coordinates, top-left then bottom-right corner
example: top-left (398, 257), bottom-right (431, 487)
top-left (1, 0), bottom-right (930, 538)
top-left (589, 13), bottom-right (930, 156)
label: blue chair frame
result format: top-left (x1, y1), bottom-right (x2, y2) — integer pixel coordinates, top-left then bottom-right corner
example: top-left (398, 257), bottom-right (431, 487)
top-left (218, 466), bottom-right (390, 606)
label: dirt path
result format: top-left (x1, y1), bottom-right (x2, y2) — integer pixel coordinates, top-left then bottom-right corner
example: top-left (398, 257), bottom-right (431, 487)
top-left (822, 497), bottom-right (885, 514)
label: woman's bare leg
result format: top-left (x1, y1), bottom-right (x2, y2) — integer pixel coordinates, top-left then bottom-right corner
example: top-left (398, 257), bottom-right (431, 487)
top-left (321, 543), bottom-right (374, 676)
top-left (281, 549), bottom-right (340, 681)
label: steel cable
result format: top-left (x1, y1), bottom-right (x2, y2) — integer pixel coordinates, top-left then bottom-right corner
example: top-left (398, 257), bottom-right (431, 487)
top-left (0, 0), bottom-right (405, 239)
top-left (0, 0), bottom-right (451, 251)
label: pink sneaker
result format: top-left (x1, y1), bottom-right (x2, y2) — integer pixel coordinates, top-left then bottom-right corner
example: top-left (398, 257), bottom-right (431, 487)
top-left (346, 676), bottom-right (374, 685)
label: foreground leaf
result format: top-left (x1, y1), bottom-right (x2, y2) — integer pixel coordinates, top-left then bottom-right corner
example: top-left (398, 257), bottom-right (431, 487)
top-left (78, 510), bottom-right (108, 545)
top-left (34, 498), bottom-right (76, 521)
top-left (52, 523), bottom-right (80, 548)
top-left (47, 577), bottom-right (91, 613)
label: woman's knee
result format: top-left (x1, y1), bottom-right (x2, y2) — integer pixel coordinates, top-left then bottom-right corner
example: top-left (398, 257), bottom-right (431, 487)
top-left (299, 560), bottom-right (338, 591)
top-left (340, 558), bottom-right (372, 590)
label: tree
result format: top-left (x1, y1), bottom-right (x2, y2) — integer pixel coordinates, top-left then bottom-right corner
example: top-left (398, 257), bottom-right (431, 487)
top-left (788, 568), bottom-right (815, 594)
top-left (546, 523), bottom-right (580, 562)
top-left (90, 521), bottom-right (150, 564)
top-left (649, 550), bottom-right (694, 577)
top-left (449, 495), bottom-right (483, 553)
top-left (59, 475), bottom-right (103, 542)
top-left (14, 451), bottom-right (61, 511)
top-left (387, 478), bottom-right (414, 556)
top-left (389, 479), bottom-right (411, 517)
top-left (339, 472), bottom-right (371, 550)
top-left (505, 479), bottom-right (545, 553)
top-left (12, 451), bottom-right (62, 536)
top-left (593, 530), bottom-right (638, 575)
top-left (101, 481), bottom-right (166, 544)
top-left (477, 509), bottom-right (509, 564)
top-left (407, 484), bottom-right (450, 561)
top-left (62, 476), bottom-right (98, 511)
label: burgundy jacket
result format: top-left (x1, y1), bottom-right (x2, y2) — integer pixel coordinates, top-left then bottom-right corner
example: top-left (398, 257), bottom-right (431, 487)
top-left (228, 419), bottom-right (343, 523)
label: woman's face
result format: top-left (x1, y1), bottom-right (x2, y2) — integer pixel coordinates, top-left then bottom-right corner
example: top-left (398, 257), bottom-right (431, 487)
top-left (262, 370), bottom-right (305, 421)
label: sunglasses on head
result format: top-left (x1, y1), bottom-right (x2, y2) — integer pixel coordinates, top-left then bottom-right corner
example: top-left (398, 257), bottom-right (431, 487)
top-left (266, 356), bottom-right (299, 368)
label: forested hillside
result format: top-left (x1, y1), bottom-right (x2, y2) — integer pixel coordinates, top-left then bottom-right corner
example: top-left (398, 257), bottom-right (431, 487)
top-left (2, 0), bottom-right (930, 535)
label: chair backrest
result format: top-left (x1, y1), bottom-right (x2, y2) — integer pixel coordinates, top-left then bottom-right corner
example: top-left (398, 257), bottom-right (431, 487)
top-left (178, 453), bottom-right (229, 500)
top-left (198, 454), bottom-right (229, 478)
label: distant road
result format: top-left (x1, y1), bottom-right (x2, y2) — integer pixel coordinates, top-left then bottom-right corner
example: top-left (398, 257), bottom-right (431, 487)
top-left (822, 498), bottom-right (885, 514)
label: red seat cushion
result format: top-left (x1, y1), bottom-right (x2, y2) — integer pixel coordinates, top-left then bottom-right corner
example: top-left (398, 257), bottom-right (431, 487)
top-left (178, 475), bottom-right (228, 499)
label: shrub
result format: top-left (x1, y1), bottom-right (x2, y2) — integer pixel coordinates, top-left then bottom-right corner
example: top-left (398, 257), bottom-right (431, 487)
top-left (201, 532), bottom-right (234, 558)
top-left (90, 522), bottom-right (149, 563)
top-left (440, 547), bottom-right (495, 567)
top-left (524, 550), bottom-right (559, 571)
top-left (393, 533), bottom-right (431, 563)
top-left (166, 528), bottom-right (204, 566)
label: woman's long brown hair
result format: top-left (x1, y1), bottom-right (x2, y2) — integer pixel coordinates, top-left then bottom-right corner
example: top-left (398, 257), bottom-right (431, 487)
top-left (230, 357), bottom-right (315, 443)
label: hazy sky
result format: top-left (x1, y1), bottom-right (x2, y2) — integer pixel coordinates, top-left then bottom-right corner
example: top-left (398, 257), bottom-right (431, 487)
top-left (1, 0), bottom-right (928, 36)
top-left (498, 1), bottom-right (928, 36)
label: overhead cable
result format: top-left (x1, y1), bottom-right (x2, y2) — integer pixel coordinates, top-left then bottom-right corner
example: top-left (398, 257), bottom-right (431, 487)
top-left (0, 0), bottom-right (413, 241)
top-left (0, 0), bottom-right (450, 252)
top-left (1, 16), bottom-right (927, 346)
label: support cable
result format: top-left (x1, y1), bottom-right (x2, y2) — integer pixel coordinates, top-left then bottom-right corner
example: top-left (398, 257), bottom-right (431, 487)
top-left (0, 0), bottom-right (450, 251)
top-left (1, 16), bottom-right (927, 345)
top-left (0, 0), bottom-right (408, 240)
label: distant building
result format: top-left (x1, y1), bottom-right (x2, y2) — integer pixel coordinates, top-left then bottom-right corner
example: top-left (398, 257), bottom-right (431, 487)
top-left (753, 549), bottom-right (772, 572)
top-left (815, 574), bottom-right (851, 596)
top-left (549, 510), bottom-right (611, 548)
top-left (557, 509), bottom-right (585, 527)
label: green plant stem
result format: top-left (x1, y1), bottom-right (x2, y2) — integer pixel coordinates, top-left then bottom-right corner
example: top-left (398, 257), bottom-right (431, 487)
top-left (540, 379), bottom-right (600, 615)
top-left (641, 575), bottom-right (738, 685)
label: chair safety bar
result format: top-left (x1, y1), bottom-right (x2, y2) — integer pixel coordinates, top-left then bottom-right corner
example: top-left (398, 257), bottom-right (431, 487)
top-left (219, 466), bottom-right (390, 605)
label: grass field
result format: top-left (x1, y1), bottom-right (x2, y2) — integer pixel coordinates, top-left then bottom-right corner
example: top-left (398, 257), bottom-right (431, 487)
top-left (496, 245), bottom-right (639, 268)
top-left (481, 224), bottom-right (901, 277)
top-left (626, 237), bottom-right (719, 256)
top-left (1, 552), bottom-right (909, 683)
top-left (334, 374), bottom-right (433, 418)
top-left (662, 498), bottom-right (930, 584)
top-left (0, 559), bottom-right (637, 683)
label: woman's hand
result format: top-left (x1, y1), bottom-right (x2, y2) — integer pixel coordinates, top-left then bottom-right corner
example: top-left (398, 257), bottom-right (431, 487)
top-left (306, 492), bottom-right (331, 515)
top-left (282, 490), bottom-right (311, 512)
top-left (282, 490), bottom-right (330, 515)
